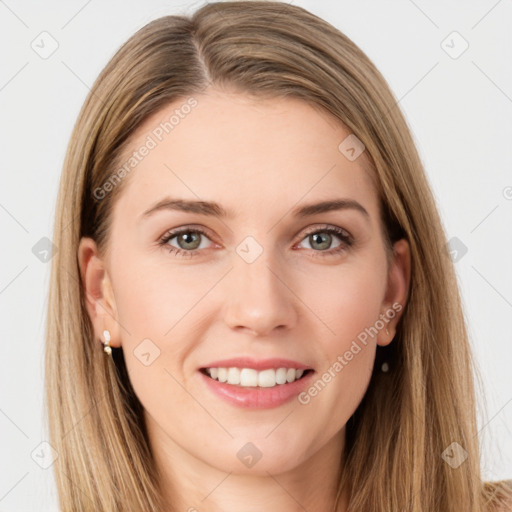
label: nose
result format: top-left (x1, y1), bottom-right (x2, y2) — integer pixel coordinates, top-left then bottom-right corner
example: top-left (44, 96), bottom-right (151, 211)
top-left (222, 249), bottom-right (298, 337)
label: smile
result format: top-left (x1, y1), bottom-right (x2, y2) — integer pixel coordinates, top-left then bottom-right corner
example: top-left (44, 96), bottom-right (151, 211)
top-left (198, 358), bottom-right (315, 409)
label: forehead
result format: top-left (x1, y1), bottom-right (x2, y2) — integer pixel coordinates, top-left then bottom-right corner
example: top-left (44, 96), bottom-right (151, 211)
top-left (113, 89), bottom-right (379, 224)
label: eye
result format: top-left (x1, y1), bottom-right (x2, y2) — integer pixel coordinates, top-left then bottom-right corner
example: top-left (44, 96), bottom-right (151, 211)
top-left (158, 227), bottom-right (213, 258)
top-left (296, 225), bottom-right (353, 256)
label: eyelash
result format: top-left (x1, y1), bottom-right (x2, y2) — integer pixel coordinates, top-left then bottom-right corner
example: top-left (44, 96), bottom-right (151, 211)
top-left (158, 225), bottom-right (353, 259)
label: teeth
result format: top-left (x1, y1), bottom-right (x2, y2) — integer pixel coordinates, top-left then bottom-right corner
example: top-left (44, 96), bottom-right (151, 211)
top-left (241, 368), bottom-right (258, 387)
top-left (205, 367), bottom-right (307, 388)
top-left (227, 367), bottom-right (240, 385)
top-left (276, 368), bottom-right (287, 385)
top-left (217, 367), bottom-right (227, 383)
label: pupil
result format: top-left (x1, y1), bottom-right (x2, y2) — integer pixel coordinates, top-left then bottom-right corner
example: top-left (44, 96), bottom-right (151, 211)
top-left (180, 232), bottom-right (200, 249)
top-left (312, 232), bottom-right (330, 250)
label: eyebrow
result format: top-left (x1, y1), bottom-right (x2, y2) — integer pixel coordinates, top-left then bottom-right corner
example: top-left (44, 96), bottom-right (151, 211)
top-left (141, 197), bottom-right (369, 221)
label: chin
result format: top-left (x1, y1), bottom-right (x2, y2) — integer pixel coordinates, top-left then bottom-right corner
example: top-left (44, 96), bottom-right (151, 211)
top-left (203, 436), bottom-right (312, 476)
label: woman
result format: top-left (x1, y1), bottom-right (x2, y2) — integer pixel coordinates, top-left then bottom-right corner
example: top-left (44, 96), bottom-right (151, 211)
top-left (45, 1), bottom-right (512, 510)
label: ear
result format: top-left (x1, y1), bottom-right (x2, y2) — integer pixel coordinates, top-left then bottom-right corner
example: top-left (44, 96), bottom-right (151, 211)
top-left (377, 238), bottom-right (410, 347)
top-left (77, 237), bottom-right (122, 349)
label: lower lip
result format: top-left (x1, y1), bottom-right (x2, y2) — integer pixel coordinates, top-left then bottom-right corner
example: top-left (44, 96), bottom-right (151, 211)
top-left (199, 370), bottom-right (315, 409)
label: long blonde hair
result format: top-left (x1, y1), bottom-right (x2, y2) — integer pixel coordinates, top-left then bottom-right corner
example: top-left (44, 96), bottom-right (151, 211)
top-left (45, 1), bottom-right (512, 510)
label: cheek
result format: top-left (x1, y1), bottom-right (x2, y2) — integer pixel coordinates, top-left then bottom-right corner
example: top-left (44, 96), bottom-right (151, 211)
top-left (300, 277), bottom-right (381, 445)
top-left (110, 247), bottom-right (213, 341)
top-left (308, 254), bottom-right (387, 350)
top-left (108, 247), bottom-right (225, 403)
top-left (301, 253), bottom-right (386, 412)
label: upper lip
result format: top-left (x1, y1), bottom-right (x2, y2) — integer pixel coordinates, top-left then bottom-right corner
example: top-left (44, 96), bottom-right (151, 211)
top-left (200, 357), bottom-right (313, 371)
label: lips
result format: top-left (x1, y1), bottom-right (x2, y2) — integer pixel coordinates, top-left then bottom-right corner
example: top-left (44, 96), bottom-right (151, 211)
top-left (198, 357), bottom-right (315, 409)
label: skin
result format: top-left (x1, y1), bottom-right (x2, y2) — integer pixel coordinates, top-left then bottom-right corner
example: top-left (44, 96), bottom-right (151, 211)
top-left (79, 88), bottom-right (410, 512)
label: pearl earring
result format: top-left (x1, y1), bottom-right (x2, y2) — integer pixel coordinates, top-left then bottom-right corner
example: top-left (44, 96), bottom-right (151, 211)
top-left (103, 329), bottom-right (112, 355)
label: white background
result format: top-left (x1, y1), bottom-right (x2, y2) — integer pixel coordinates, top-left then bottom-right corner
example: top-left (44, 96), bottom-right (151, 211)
top-left (1, 0), bottom-right (511, 509)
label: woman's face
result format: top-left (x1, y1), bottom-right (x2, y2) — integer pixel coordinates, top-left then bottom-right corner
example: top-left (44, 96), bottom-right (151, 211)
top-left (80, 88), bottom-right (409, 479)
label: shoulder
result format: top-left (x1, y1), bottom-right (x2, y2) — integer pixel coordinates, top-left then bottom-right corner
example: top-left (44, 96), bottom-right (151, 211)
top-left (484, 480), bottom-right (512, 512)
